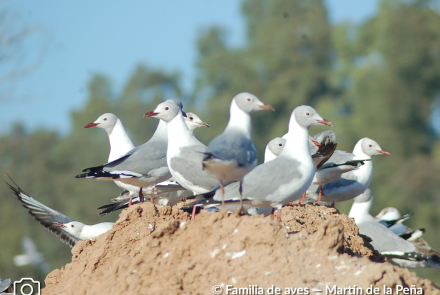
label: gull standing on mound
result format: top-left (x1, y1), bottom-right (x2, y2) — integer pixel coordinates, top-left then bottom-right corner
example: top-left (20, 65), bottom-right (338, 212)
top-left (195, 106), bottom-right (333, 220)
top-left (202, 92), bottom-right (274, 211)
top-left (307, 137), bottom-right (390, 205)
top-left (85, 111), bottom-right (210, 209)
top-left (144, 100), bottom-right (219, 196)
top-left (8, 181), bottom-right (113, 247)
top-left (76, 99), bottom-right (185, 206)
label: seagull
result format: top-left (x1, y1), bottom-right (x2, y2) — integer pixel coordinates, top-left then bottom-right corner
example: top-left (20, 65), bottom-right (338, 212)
top-left (184, 112), bottom-right (210, 130)
top-left (306, 137), bottom-right (390, 205)
top-left (304, 131), bottom-right (372, 204)
top-left (13, 235), bottom-right (49, 273)
top-left (84, 113), bottom-right (135, 162)
top-left (0, 279), bottom-right (13, 294)
top-left (264, 137), bottom-right (286, 163)
top-left (97, 180), bottom-right (188, 215)
top-left (8, 181), bottom-right (113, 247)
top-left (192, 105), bottom-right (334, 219)
top-left (374, 208), bottom-right (425, 241)
top-left (202, 92), bottom-right (274, 210)
top-left (84, 109), bottom-right (209, 207)
top-left (144, 100), bottom-right (219, 195)
top-left (349, 189), bottom-right (440, 269)
top-left (76, 99), bottom-right (186, 206)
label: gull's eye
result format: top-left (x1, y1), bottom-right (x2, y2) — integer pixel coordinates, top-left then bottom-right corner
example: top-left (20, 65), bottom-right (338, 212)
top-left (369, 145), bottom-right (372, 147)
top-left (247, 98), bottom-right (251, 102)
top-left (103, 118), bottom-right (107, 121)
top-left (306, 112), bottom-right (310, 116)
top-left (165, 107), bottom-right (169, 110)
top-left (71, 225), bottom-right (74, 228)
top-left (279, 143), bottom-right (283, 147)
top-left (189, 117), bottom-right (193, 120)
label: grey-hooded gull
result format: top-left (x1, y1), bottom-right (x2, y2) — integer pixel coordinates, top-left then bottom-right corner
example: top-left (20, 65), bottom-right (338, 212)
top-left (264, 137), bottom-right (286, 163)
top-left (202, 92), bottom-right (274, 210)
top-left (13, 236), bottom-right (49, 273)
top-left (9, 182), bottom-right (113, 247)
top-left (76, 99), bottom-right (186, 205)
top-left (195, 105), bottom-right (334, 219)
top-left (304, 131), bottom-right (372, 204)
top-left (375, 207), bottom-right (414, 235)
top-left (84, 110), bottom-right (209, 208)
top-left (307, 137), bottom-right (390, 205)
top-left (349, 189), bottom-right (440, 269)
top-left (144, 100), bottom-right (219, 196)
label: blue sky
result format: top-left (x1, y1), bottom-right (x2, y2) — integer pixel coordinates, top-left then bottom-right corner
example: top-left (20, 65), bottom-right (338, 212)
top-left (0, 0), bottom-right (380, 135)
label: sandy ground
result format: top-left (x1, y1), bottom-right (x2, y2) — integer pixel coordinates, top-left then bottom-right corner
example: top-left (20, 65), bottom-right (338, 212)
top-left (42, 203), bottom-right (439, 295)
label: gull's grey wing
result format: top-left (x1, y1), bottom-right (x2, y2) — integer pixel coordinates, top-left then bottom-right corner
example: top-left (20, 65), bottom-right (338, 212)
top-left (321, 172), bottom-right (358, 193)
top-left (205, 130), bottom-right (257, 166)
top-left (325, 150), bottom-right (355, 165)
top-left (214, 158), bottom-right (302, 203)
top-left (357, 221), bottom-right (416, 253)
top-left (8, 183), bottom-right (79, 247)
top-left (104, 140), bottom-right (168, 176)
top-left (170, 145), bottom-right (219, 189)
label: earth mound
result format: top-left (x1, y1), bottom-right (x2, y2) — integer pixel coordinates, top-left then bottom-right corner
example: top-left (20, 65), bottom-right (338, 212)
top-left (43, 203), bottom-right (439, 294)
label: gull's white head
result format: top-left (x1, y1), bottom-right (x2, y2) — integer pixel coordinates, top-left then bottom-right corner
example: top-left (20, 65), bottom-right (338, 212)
top-left (144, 99), bottom-right (186, 122)
top-left (359, 138), bottom-right (391, 157)
top-left (233, 92), bottom-right (275, 113)
top-left (54, 221), bottom-right (85, 238)
top-left (291, 105), bottom-right (334, 129)
top-left (184, 112), bottom-right (210, 131)
top-left (84, 113), bottom-right (119, 132)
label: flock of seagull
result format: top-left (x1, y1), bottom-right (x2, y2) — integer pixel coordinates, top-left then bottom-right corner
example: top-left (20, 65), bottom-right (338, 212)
top-left (8, 92), bottom-right (440, 271)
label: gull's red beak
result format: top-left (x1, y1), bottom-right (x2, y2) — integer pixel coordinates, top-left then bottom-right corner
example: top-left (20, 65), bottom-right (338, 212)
top-left (377, 150), bottom-right (391, 156)
top-left (53, 222), bottom-right (66, 228)
top-left (317, 119), bottom-right (334, 127)
top-left (84, 122), bottom-right (98, 128)
top-left (260, 104), bottom-right (275, 111)
top-left (144, 112), bottom-right (159, 118)
top-left (311, 139), bottom-right (322, 147)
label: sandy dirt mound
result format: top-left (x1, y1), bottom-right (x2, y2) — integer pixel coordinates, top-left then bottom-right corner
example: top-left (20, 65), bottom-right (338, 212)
top-left (43, 203), bottom-right (439, 295)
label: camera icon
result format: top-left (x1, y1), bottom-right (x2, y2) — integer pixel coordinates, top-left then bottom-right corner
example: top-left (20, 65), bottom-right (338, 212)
top-left (13, 278), bottom-right (40, 295)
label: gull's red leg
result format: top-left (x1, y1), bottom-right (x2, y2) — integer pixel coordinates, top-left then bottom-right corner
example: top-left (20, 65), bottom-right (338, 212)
top-left (277, 208), bottom-right (282, 223)
top-left (270, 208), bottom-right (275, 220)
top-left (317, 186), bottom-right (322, 205)
top-left (191, 205), bottom-right (196, 221)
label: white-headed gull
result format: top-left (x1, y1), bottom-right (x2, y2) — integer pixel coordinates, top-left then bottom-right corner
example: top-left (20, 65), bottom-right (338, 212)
top-left (76, 99), bottom-right (186, 205)
top-left (84, 109), bottom-right (209, 207)
top-left (13, 236), bottom-right (49, 273)
top-left (84, 113), bottom-right (135, 162)
top-left (9, 182), bottom-right (113, 247)
top-left (196, 105), bottom-right (334, 220)
top-left (264, 137), bottom-right (286, 163)
top-left (349, 189), bottom-right (440, 269)
top-left (304, 131), bottom-right (372, 204)
top-left (307, 137), bottom-right (390, 205)
top-left (144, 100), bottom-right (219, 195)
top-left (184, 112), bottom-right (210, 130)
top-left (202, 92), bottom-right (274, 210)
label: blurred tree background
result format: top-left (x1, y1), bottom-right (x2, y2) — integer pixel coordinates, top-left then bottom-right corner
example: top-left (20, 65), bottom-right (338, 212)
top-left (1, 0), bottom-right (440, 286)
